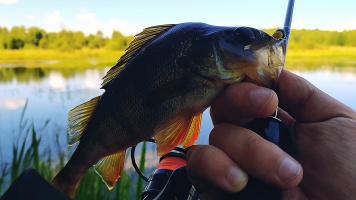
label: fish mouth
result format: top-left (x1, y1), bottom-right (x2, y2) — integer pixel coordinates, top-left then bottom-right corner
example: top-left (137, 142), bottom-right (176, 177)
top-left (243, 38), bottom-right (286, 88)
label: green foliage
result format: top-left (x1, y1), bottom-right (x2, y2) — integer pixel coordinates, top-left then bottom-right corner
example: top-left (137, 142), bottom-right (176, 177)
top-left (263, 28), bottom-right (356, 49)
top-left (0, 26), bottom-right (132, 51)
top-left (0, 104), bottom-right (144, 199)
top-left (74, 168), bottom-right (133, 200)
top-left (1, 25), bottom-right (355, 51)
top-left (136, 141), bottom-right (147, 200)
top-left (106, 31), bottom-right (134, 50)
top-left (26, 27), bottom-right (45, 48)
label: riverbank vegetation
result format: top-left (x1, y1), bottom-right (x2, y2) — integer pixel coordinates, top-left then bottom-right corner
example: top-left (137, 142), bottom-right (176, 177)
top-left (1, 26), bottom-right (356, 69)
top-left (0, 26), bottom-right (133, 51)
top-left (0, 105), bottom-right (147, 199)
top-left (1, 26), bottom-right (356, 51)
top-left (0, 126), bottom-right (141, 199)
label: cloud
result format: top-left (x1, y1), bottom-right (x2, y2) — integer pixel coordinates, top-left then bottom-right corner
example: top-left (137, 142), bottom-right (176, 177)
top-left (40, 10), bottom-right (146, 37)
top-left (292, 17), bottom-right (306, 30)
top-left (68, 11), bottom-right (145, 36)
top-left (75, 12), bottom-right (98, 24)
top-left (69, 12), bottom-right (101, 35)
top-left (43, 11), bottom-right (65, 32)
top-left (23, 14), bottom-right (35, 20)
top-left (0, 0), bottom-right (17, 5)
top-left (106, 18), bottom-right (146, 36)
top-left (326, 20), bottom-right (356, 31)
top-left (266, 20), bottom-right (279, 29)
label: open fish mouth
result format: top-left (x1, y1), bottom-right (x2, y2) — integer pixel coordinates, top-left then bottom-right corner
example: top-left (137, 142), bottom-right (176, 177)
top-left (243, 37), bottom-right (287, 88)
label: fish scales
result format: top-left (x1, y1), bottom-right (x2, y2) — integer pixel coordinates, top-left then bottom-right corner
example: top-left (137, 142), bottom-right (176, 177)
top-left (51, 22), bottom-right (286, 198)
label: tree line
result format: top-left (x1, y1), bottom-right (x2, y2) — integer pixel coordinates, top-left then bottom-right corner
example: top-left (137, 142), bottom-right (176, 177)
top-left (0, 26), bottom-right (134, 51)
top-left (0, 26), bottom-right (355, 51)
top-left (263, 28), bottom-right (356, 49)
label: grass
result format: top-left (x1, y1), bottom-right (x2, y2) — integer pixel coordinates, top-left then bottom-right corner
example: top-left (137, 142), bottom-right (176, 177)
top-left (284, 46), bottom-right (356, 71)
top-left (0, 49), bottom-right (124, 68)
top-left (136, 141), bottom-right (146, 200)
top-left (1, 46), bottom-right (356, 69)
top-left (0, 48), bottom-right (124, 60)
top-left (0, 103), bottom-right (148, 199)
top-left (287, 46), bottom-right (356, 59)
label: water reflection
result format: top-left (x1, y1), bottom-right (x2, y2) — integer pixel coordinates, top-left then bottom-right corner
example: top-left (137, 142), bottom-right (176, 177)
top-left (0, 98), bottom-right (27, 110)
top-left (0, 64), bottom-right (355, 164)
top-left (49, 72), bottom-right (67, 90)
top-left (0, 67), bottom-right (100, 84)
top-left (0, 67), bottom-right (109, 163)
top-left (292, 68), bottom-right (356, 110)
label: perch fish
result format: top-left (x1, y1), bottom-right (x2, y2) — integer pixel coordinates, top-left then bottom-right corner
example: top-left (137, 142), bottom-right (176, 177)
top-left (51, 22), bottom-right (286, 198)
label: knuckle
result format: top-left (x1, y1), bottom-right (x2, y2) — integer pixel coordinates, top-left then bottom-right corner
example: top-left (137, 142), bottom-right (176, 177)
top-left (242, 135), bottom-right (265, 157)
top-left (187, 145), bottom-right (215, 172)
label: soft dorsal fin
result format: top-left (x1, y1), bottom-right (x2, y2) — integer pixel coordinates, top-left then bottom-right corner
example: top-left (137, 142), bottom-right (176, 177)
top-left (94, 150), bottom-right (126, 189)
top-left (68, 96), bottom-right (100, 145)
top-left (101, 24), bottom-right (176, 88)
top-left (154, 112), bottom-right (203, 155)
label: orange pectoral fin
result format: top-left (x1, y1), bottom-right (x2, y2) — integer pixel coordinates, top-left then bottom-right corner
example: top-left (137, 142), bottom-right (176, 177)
top-left (181, 112), bottom-right (202, 148)
top-left (154, 112), bottom-right (203, 155)
top-left (94, 150), bottom-right (126, 189)
top-left (154, 115), bottom-right (189, 155)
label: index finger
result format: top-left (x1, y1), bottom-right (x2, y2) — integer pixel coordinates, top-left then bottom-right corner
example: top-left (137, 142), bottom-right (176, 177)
top-left (277, 70), bottom-right (355, 122)
top-left (210, 82), bottom-right (278, 126)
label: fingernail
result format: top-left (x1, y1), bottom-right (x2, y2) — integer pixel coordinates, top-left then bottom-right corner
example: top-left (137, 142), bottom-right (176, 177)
top-left (249, 88), bottom-right (273, 110)
top-left (227, 167), bottom-right (248, 192)
top-left (278, 157), bottom-right (301, 183)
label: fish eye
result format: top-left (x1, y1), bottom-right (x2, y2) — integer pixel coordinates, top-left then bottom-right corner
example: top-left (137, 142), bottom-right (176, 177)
top-left (234, 27), bottom-right (255, 46)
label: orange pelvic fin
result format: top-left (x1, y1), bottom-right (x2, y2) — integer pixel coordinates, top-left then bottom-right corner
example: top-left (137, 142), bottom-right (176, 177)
top-left (154, 112), bottom-right (203, 155)
top-left (94, 150), bottom-right (126, 189)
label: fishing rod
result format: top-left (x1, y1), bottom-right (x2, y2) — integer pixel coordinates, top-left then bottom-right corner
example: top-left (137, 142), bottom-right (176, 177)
top-left (283, 0), bottom-right (295, 52)
top-left (133, 1), bottom-right (297, 200)
top-left (223, 1), bottom-right (296, 199)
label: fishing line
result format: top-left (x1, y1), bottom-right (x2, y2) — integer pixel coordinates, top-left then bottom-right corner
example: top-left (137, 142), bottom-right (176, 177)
top-left (132, 0), bottom-right (296, 185)
top-left (130, 138), bottom-right (187, 182)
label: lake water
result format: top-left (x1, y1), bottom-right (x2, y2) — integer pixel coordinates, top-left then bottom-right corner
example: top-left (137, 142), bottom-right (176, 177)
top-left (0, 61), bottom-right (356, 166)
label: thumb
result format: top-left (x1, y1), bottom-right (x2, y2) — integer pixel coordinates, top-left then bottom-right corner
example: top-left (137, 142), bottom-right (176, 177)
top-left (277, 70), bottom-right (355, 122)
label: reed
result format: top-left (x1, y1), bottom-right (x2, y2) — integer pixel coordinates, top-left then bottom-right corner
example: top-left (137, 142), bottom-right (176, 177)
top-left (0, 104), bottom-right (147, 200)
top-left (136, 141), bottom-right (147, 200)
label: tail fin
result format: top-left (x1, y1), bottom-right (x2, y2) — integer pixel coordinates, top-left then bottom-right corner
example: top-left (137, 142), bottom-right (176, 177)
top-left (51, 157), bottom-right (88, 198)
top-left (51, 150), bottom-right (127, 198)
top-left (51, 170), bottom-right (80, 198)
top-left (52, 96), bottom-right (100, 198)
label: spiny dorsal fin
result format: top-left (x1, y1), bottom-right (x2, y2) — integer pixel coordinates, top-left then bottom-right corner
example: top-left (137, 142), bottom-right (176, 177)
top-left (68, 96), bottom-right (100, 145)
top-left (94, 150), bottom-right (126, 189)
top-left (154, 112), bottom-right (203, 155)
top-left (101, 24), bottom-right (176, 88)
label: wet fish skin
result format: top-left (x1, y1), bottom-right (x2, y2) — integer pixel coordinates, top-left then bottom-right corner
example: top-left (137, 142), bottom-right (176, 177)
top-left (51, 22), bottom-right (285, 198)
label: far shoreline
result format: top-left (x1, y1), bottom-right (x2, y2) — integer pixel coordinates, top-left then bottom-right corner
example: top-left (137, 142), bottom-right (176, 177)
top-left (1, 47), bottom-right (355, 69)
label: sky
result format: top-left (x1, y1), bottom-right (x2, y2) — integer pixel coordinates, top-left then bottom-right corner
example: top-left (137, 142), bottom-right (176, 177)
top-left (1, 0), bottom-right (356, 37)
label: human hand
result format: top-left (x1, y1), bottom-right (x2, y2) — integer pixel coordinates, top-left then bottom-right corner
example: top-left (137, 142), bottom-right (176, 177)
top-left (186, 69), bottom-right (356, 199)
